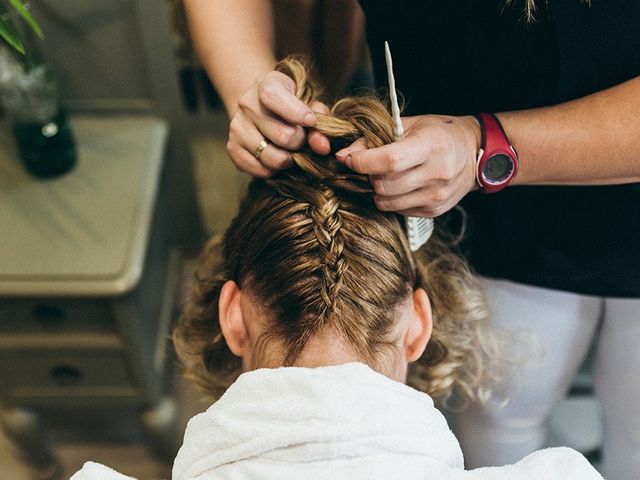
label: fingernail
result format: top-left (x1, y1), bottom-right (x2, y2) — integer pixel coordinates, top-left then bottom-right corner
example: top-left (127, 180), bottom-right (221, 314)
top-left (335, 149), bottom-right (347, 160)
top-left (304, 112), bottom-right (316, 126)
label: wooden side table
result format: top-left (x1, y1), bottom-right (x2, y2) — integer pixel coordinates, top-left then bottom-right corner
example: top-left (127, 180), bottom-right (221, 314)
top-left (0, 116), bottom-right (181, 477)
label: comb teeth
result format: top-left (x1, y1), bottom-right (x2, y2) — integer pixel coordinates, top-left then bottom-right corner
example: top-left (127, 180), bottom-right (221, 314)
top-left (406, 216), bottom-right (434, 252)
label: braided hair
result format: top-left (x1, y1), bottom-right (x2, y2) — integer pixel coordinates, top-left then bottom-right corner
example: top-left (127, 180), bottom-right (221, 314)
top-left (174, 57), bottom-right (504, 406)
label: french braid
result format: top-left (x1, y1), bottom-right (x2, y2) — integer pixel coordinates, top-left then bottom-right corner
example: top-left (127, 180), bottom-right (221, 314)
top-left (174, 57), bottom-right (506, 406)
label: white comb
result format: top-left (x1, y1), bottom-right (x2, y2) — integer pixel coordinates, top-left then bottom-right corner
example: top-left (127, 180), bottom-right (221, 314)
top-left (384, 41), bottom-right (434, 252)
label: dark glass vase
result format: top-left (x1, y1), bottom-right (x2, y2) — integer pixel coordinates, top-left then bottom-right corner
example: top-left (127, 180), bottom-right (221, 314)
top-left (0, 14), bottom-right (76, 179)
top-left (11, 105), bottom-right (76, 179)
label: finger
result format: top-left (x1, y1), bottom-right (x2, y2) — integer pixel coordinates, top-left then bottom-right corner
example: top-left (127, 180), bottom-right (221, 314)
top-left (370, 165), bottom-right (425, 196)
top-left (230, 115), bottom-right (293, 171)
top-left (254, 108), bottom-right (306, 150)
top-left (259, 73), bottom-right (316, 127)
top-left (308, 101), bottom-right (331, 155)
top-left (374, 188), bottom-right (428, 212)
top-left (397, 202), bottom-right (455, 218)
top-left (396, 208), bottom-right (431, 217)
top-left (310, 100), bottom-right (330, 114)
top-left (254, 141), bottom-right (294, 171)
top-left (242, 116), bottom-right (294, 170)
top-left (379, 188), bottom-right (457, 218)
top-left (342, 138), bottom-right (424, 174)
top-left (308, 130), bottom-right (331, 155)
top-left (229, 145), bottom-right (276, 177)
top-left (335, 138), bottom-right (367, 161)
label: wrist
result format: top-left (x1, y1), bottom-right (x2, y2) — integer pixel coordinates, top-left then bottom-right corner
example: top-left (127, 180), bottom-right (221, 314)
top-left (218, 61), bottom-right (276, 118)
top-left (473, 113), bottom-right (519, 193)
top-left (461, 115), bottom-right (482, 192)
top-left (493, 111), bottom-right (527, 186)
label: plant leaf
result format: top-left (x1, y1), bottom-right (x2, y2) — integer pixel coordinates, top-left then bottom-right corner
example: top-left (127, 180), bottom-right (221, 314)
top-left (0, 17), bottom-right (25, 54)
top-left (7, 0), bottom-right (43, 38)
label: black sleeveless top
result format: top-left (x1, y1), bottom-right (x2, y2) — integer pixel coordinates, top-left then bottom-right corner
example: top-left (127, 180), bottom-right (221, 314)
top-left (359, 0), bottom-right (640, 297)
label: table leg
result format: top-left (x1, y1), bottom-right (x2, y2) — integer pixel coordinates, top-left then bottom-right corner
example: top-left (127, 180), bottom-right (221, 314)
top-left (140, 397), bottom-right (180, 462)
top-left (0, 406), bottom-right (62, 479)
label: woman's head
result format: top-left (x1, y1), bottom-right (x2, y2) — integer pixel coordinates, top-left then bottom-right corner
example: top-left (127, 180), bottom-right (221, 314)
top-left (174, 57), bottom-right (500, 404)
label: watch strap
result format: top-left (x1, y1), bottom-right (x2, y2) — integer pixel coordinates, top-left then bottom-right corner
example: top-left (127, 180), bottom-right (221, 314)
top-left (475, 113), bottom-right (510, 154)
top-left (474, 113), bottom-right (518, 193)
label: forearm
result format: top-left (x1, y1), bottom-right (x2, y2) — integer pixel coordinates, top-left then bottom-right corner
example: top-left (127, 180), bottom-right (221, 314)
top-left (316, 0), bottom-right (365, 99)
top-left (499, 75), bottom-right (640, 186)
top-left (184, 0), bottom-right (277, 115)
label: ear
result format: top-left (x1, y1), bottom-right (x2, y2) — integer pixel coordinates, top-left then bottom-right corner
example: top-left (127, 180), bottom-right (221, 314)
top-left (404, 288), bottom-right (433, 362)
top-left (218, 280), bottom-right (248, 358)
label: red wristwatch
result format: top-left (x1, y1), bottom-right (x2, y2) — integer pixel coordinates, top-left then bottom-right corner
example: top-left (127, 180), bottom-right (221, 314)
top-left (474, 113), bottom-right (518, 193)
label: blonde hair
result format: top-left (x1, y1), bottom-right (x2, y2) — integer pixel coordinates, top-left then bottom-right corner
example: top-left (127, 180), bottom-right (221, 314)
top-left (174, 57), bottom-right (503, 406)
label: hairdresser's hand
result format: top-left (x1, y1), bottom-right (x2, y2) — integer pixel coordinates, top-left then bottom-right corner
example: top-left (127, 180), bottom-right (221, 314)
top-left (227, 71), bottom-right (331, 177)
top-left (336, 115), bottom-right (481, 217)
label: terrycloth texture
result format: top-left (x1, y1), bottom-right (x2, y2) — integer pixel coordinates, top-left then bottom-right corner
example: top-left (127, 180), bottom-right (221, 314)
top-left (69, 461), bottom-right (135, 480)
top-left (69, 363), bottom-right (602, 479)
top-left (172, 363), bottom-right (603, 480)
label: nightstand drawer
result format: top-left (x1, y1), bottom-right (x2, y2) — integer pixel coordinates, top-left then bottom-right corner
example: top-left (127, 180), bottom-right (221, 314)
top-left (0, 299), bottom-right (115, 334)
top-left (0, 347), bottom-right (136, 400)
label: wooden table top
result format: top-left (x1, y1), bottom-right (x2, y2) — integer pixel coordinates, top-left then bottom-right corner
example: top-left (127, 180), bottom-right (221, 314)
top-left (0, 116), bottom-right (168, 297)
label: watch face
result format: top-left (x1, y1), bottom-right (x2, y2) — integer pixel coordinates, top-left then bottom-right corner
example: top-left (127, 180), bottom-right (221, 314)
top-left (483, 154), bottom-right (514, 183)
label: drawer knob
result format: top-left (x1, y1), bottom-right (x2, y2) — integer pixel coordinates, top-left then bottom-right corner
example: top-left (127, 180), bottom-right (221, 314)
top-left (32, 304), bottom-right (65, 328)
top-left (50, 365), bottom-right (83, 386)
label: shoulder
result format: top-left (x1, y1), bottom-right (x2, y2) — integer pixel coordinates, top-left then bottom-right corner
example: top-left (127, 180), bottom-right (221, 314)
top-left (69, 462), bottom-right (136, 480)
top-left (464, 447), bottom-right (603, 480)
top-left (514, 447), bottom-right (602, 476)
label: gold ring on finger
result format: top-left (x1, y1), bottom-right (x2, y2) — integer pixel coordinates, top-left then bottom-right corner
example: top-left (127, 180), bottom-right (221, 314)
top-left (254, 139), bottom-right (269, 160)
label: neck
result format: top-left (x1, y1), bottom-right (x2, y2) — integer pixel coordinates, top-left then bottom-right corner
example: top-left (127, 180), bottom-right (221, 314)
top-left (292, 332), bottom-right (363, 368)
top-left (248, 329), bottom-right (407, 383)
top-left (247, 327), bottom-right (363, 371)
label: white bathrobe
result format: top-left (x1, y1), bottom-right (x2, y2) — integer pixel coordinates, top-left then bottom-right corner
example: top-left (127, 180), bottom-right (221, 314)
top-left (72, 363), bottom-right (603, 480)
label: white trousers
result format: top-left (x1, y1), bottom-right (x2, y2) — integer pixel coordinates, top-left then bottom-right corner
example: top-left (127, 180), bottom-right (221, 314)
top-left (455, 278), bottom-right (640, 480)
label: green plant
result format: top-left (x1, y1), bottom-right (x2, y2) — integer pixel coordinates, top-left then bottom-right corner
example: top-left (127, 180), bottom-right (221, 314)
top-left (0, 0), bottom-right (43, 54)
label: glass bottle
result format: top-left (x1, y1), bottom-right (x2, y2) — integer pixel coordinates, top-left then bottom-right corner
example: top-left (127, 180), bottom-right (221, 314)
top-left (0, 6), bottom-right (76, 179)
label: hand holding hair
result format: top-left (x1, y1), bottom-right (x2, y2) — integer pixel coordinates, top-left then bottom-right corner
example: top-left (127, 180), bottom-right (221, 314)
top-left (336, 74), bottom-right (640, 218)
top-left (174, 56), bottom-right (504, 404)
top-left (227, 69), bottom-right (332, 177)
top-left (336, 114), bottom-right (481, 218)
